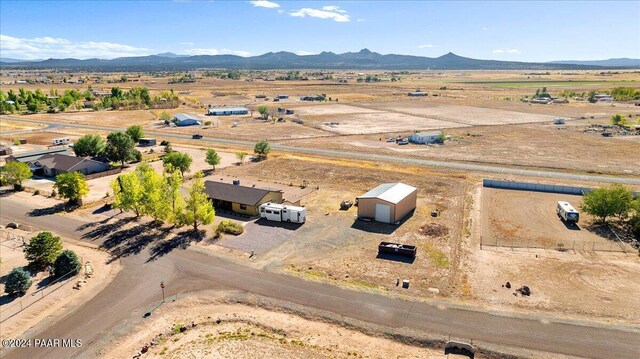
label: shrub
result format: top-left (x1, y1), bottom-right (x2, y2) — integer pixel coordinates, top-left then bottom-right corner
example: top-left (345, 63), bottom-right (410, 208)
top-left (24, 231), bottom-right (63, 271)
top-left (217, 220), bottom-right (244, 235)
top-left (54, 250), bottom-right (82, 277)
top-left (204, 120), bottom-right (212, 126)
top-left (4, 267), bottom-right (32, 295)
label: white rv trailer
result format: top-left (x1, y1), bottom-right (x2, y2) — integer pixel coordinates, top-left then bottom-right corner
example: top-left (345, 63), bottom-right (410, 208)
top-left (52, 137), bottom-right (71, 146)
top-left (556, 201), bottom-right (579, 223)
top-left (259, 202), bottom-right (306, 224)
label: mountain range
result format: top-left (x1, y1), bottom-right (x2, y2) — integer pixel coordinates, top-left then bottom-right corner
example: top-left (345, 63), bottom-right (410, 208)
top-left (1, 49), bottom-right (638, 71)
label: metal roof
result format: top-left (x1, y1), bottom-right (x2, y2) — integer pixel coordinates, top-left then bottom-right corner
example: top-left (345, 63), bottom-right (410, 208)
top-left (357, 183), bottom-right (417, 204)
top-left (174, 113), bottom-right (200, 122)
top-left (208, 107), bottom-right (249, 112)
top-left (204, 181), bottom-right (282, 206)
top-left (6, 147), bottom-right (71, 163)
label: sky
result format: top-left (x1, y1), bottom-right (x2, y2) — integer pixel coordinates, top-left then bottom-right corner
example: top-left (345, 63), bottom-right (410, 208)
top-left (1, 0), bottom-right (639, 62)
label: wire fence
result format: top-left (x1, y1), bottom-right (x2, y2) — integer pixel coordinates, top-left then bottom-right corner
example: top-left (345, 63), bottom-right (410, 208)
top-left (480, 236), bottom-right (635, 253)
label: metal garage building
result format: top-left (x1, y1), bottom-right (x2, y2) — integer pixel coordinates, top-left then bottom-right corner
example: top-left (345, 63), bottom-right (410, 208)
top-left (356, 183), bottom-right (417, 224)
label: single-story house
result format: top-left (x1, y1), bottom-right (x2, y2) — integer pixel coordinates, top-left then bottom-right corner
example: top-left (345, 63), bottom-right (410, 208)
top-left (356, 183), bottom-right (417, 224)
top-left (204, 180), bottom-right (283, 216)
top-left (408, 132), bottom-right (441, 144)
top-left (6, 147), bottom-right (72, 165)
top-left (32, 154), bottom-right (110, 177)
top-left (207, 107), bottom-right (249, 116)
top-left (173, 113), bottom-right (202, 126)
top-left (408, 91), bottom-right (428, 97)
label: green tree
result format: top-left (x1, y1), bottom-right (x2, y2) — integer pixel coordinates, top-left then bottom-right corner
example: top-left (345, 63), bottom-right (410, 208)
top-left (137, 164), bottom-right (167, 222)
top-left (610, 114), bottom-right (624, 126)
top-left (437, 131), bottom-right (446, 143)
top-left (257, 105), bottom-right (269, 120)
top-left (105, 131), bottom-right (135, 166)
top-left (580, 184), bottom-right (634, 223)
top-left (53, 250), bottom-right (81, 277)
top-left (254, 140), bottom-right (271, 159)
top-left (125, 125), bottom-right (144, 142)
top-left (587, 90), bottom-right (597, 103)
top-left (1, 161), bottom-right (31, 190)
top-left (25, 232), bottom-right (63, 271)
top-left (205, 149), bottom-right (221, 171)
top-left (72, 134), bottom-right (105, 157)
top-left (4, 267), bottom-right (32, 295)
top-left (163, 165), bottom-right (186, 225)
top-left (111, 171), bottom-right (145, 217)
top-left (159, 111), bottom-right (171, 123)
top-left (236, 151), bottom-right (248, 164)
top-left (54, 172), bottom-right (89, 204)
top-left (182, 171), bottom-right (215, 231)
top-left (163, 151), bottom-right (192, 175)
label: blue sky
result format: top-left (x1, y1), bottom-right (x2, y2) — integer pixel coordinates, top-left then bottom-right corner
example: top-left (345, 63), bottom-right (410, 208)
top-left (1, 1), bottom-right (638, 61)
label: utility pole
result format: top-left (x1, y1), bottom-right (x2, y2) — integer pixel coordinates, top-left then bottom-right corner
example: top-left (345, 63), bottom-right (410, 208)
top-left (160, 281), bottom-right (165, 303)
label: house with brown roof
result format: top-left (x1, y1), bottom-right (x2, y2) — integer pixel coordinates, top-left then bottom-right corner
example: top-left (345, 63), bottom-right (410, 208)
top-left (32, 154), bottom-right (110, 177)
top-left (204, 180), bottom-right (283, 216)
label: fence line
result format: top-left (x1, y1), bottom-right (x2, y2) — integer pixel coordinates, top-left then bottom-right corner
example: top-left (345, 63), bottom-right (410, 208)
top-left (479, 236), bottom-right (633, 253)
top-left (483, 179), bottom-right (640, 197)
top-left (0, 268), bottom-right (81, 323)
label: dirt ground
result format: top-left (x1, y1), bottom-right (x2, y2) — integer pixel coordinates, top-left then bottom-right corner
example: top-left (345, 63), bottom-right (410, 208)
top-left (101, 297), bottom-right (450, 359)
top-left (218, 156), bottom-right (471, 299)
top-left (481, 188), bottom-right (629, 250)
top-left (468, 185), bottom-right (640, 323)
top-left (0, 228), bottom-right (121, 339)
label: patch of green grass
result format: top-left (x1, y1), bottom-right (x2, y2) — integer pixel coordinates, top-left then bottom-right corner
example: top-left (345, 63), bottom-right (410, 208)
top-left (345, 278), bottom-right (387, 291)
top-left (172, 323), bottom-right (185, 334)
top-left (421, 243), bottom-right (450, 268)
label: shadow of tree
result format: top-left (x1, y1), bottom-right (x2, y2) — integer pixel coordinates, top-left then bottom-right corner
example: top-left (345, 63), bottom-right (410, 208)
top-left (28, 203), bottom-right (79, 217)
top-left (80, 217), bottom-right (137, 241)
top-left (146, 229), bottom-right (206, 262)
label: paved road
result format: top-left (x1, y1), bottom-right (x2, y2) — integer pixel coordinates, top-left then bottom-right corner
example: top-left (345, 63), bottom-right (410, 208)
top-left (1, 198), bottom-right (639, 359)
top-left (3, 116), bottom-right (639, 185)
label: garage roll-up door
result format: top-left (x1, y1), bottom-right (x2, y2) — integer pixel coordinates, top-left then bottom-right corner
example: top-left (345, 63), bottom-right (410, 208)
top-left (375, 203), bottom-right (391, 223)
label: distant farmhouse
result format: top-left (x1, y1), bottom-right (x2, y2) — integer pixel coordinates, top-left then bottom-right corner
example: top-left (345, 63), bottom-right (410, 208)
top-left (300, 95), bottom-right (325, 101)
top-left (408, 132), bottom-right (441, 144)
top-left (6, 147), bottom-right (72, 164)
top-left (408, 88), bottom-right (428, 97)
top-left (207, 107), bottom-right (249, 116)
top-left (173, 113), bottom-right (202, 126)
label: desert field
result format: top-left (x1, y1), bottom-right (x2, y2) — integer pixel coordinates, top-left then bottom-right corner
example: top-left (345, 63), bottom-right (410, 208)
top-left (481, 188), bottom-right (633, 251)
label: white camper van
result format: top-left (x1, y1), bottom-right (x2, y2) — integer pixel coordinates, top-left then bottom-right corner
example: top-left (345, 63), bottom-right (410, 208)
top-left (52, 137), bottom-right (71, 146)
top-left (259, 203), bottom-right (306, 224)
top-left (556, 201), bottom-right (579, 223)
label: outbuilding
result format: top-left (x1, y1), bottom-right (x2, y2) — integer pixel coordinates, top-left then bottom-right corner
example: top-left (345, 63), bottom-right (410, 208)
top-left (207, 107), bottom-right (249, 116)
top-left (408, 132), bottom-right (441, 144)
top-left (173, 113), bottom-right (202, 126)
top-left (138, 138), bottom-right (157, 146)
top-left (356, 183), bottom-right (417, 224)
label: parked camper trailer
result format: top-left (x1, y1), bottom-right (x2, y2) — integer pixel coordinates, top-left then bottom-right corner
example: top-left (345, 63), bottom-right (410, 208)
top-left (52, 137), bottom-right (71, 146)
top-left (556, 201), bottom-right (579, 223)
top-left (259, 202), bottom-right (306, 224)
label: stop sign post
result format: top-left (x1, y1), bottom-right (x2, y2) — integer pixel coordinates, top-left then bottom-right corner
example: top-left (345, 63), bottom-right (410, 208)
top-left (160, 281), bottom-right (165, 303)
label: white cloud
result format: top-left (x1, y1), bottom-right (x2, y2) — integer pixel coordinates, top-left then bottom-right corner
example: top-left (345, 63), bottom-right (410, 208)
top-left (180, 42), bottom-right (194, 46)
top-left (289, 6), bottom-right (350, 22)
top-left (493, 48), bottom-right (520, 55)
top-left (0, 34), bottom-right (151, 60)
top-left (183, 47), bottom-right (251, 57)
top-left (356, 18), bottom-right (365, 23)
top-left (481, 27), bottom-right (488, 31)
top-left (418, 44), bottom-right (436, 48)
top-left (295, 50), bottom-right (316, 56)
top-left (250, 0), bottom-right (279, 8)
top-left (277, 9), bottom-right (284, 14)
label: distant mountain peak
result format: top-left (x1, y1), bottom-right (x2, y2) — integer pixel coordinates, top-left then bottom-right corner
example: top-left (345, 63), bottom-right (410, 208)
top-left (359, 48), bottom-right (373, 54)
